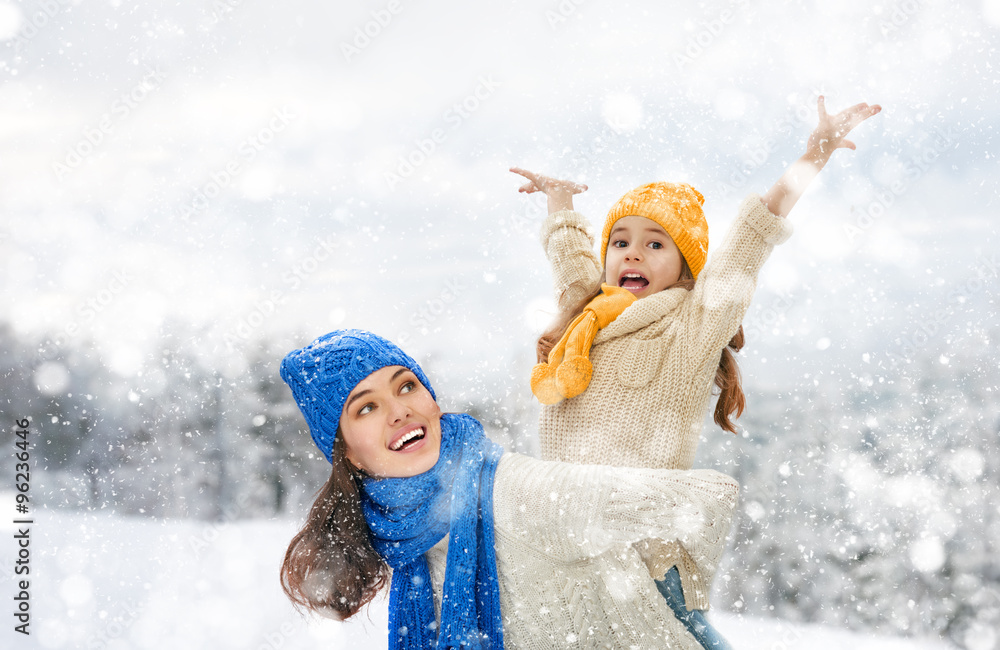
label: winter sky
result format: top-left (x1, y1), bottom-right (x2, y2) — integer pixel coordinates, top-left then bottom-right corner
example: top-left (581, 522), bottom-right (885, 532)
top-left (0, 0), bottom-right (995, 427)
top-left (2, 0), bottom-right (998, 392)
top-left (1, 1), bottom-right (998, 647)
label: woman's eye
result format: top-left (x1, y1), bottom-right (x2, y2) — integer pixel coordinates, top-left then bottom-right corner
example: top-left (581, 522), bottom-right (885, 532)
top-left (358, 403), bottom-right (374, 416)
top-left (400, 381), bottom-right (415, 394)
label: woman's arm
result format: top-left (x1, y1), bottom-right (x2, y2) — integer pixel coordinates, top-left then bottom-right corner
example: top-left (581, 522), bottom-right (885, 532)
top-left (762, 96), bottom-right (882, 218)
top-left (492, 454), bottom-right (738, 571)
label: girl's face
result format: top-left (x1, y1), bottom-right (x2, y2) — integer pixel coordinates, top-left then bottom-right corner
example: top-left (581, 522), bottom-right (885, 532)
top-left (339, 365), bottom-right (442, 478)
top-left (604, 216), bottom-right (685, 299)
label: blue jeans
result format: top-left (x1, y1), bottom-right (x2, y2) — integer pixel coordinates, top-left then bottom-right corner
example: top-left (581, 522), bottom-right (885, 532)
top-left (654, 567), bottom-right (733, 649)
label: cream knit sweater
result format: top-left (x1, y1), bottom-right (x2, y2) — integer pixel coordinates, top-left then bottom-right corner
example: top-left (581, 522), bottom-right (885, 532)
top-left (537, 193), bottom-right (793, 609)
top-left (426, 453), bottom-right (740, 649)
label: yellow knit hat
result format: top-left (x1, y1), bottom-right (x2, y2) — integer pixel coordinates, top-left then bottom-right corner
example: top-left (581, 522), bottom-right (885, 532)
top-left (600, 182), bottom-right (709, 279)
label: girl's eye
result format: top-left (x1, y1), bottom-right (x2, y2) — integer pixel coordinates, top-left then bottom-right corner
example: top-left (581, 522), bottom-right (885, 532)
top-left (613, 240), bottom-right (627, 248)
top-left (649, 241), bottom-right (662, 249)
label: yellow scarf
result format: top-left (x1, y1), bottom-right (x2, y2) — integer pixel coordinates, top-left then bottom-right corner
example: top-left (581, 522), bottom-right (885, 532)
top-left (531, 284), bottom-right (636, 404)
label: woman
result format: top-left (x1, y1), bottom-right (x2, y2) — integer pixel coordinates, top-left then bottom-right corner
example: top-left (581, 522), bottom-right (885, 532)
top-left (279, 329), bottom-right (739, 649)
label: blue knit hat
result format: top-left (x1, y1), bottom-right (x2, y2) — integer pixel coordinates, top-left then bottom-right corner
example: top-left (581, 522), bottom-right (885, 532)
top-left (279, 329), bottom-right (436, 463)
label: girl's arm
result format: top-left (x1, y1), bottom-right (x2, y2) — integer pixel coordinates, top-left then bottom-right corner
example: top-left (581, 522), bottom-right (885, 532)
top-left (511, 167), bottom-right (602, 310)
top-left (762, 96), bottom-right (882, 218)
top-left (510, 166), bottom-right (588, 214)
top-left (683, 97), bottom-right (882, 357)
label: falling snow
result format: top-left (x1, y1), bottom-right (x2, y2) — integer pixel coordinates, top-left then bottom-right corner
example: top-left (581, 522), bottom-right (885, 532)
top-left (2, 0), bottom-right (998, 648)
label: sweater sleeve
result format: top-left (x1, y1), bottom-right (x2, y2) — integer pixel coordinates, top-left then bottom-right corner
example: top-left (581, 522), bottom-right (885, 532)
top-left (491, 454), bottom-right (739, 577)
top-left (683, 193), bottom-right (793, 361)
top-left (540, 209), bottom-right (604, 311)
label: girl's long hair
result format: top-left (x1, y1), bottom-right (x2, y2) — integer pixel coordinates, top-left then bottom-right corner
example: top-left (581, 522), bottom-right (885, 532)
top-left (280, 435), bottom-right (388, 620)
top-left (536, 260), bottom-right (747, 434)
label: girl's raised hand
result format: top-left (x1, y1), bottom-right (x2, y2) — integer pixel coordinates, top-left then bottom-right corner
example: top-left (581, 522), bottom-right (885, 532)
top-left (806, 96), bottom-right (882, 162)
top-left (510, 167), bottom-right (588, 214)
top-left (763, 96), bottom-right (883, 218)
top-left (510, 167), bottom-right (588, 196)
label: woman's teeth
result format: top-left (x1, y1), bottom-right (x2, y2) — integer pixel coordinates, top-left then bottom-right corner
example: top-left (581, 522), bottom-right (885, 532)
top-left (390, 428), bottom-right (425, 451)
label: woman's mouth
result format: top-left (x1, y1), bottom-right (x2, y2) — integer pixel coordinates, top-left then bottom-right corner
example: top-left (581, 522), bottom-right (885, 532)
top-left (619, 272), bottom-right (649, 291)
top-left (389, 426), bottom-right (426, 451)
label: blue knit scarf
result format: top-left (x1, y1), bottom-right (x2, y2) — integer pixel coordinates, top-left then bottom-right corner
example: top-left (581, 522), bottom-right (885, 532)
top-left (360, 413), bottom-right (505, 650)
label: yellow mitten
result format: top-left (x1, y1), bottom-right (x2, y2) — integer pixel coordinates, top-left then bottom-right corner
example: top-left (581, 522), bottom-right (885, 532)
top-left (531, 284), bottom-right (635, 404)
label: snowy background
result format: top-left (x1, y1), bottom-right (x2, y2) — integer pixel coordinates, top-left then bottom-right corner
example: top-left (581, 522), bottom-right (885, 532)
top-left (1, 0), bottom-right (999, 648)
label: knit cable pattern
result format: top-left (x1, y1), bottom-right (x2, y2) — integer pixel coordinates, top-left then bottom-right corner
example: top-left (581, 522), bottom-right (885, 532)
top-left (425, 453), bottom-right (738, 649)
top-left (537, 193), bottom-right (793, 609)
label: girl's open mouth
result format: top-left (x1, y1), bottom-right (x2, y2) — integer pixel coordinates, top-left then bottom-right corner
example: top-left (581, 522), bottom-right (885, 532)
top-left (389, 427), bottom-right (426, 451)
top-left (619, 272), bottom-right (649, 290)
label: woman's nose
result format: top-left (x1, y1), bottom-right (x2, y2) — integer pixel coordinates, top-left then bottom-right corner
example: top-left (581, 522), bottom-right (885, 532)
top-left (387, 399), bottom-right (411, 423)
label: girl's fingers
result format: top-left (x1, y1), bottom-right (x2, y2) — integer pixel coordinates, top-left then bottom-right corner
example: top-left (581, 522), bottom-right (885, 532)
top-left (511, 166), bottom-right (587, 194)
top-left (842, 103), bottom-right (881, 125)
top-left (862, 105), bottom-right (882, 121)
top-left (828, 103), bottom-right (881, 137)
top-left (841, 102), bottom-right (871, 115)
top-left (510, 166), bottom-right (538, 182)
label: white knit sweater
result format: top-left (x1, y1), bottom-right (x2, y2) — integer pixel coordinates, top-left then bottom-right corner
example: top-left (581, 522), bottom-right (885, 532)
top-left (537, 193), bottom-right (793, 609)
top-left (425, 453), bottom-right (739, 649)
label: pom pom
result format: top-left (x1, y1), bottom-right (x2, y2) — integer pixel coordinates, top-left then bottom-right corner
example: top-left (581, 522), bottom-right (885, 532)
top-left (555, 355), bottom-right (593, 399)
top-left (530, 363), bottom-right (564, 405)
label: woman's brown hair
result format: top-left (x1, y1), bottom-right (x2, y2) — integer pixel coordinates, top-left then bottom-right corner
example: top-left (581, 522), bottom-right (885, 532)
top-left (536, 260), bottom-right (746, 434)
top-left (280, 434), bottom-right (388, 620)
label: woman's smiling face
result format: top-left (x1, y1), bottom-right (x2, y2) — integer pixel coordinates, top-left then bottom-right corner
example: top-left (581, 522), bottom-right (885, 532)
top-left (338, 365), bottom-right (442, 478)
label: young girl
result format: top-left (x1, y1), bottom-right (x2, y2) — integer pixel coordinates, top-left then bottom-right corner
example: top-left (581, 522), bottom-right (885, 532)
top-left (511, 96), bottom-right (882, 647)
top-left (279, 328), bottom-right (741, 649)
